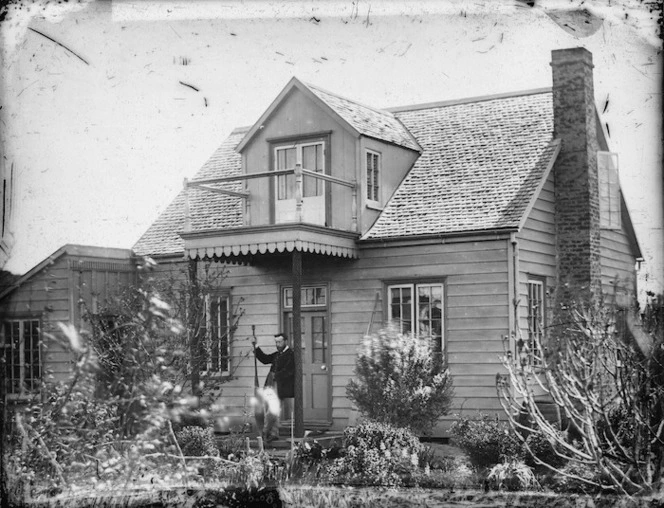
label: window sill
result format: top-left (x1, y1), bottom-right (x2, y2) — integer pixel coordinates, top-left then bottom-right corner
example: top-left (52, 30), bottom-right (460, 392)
top-left (366, 202), bottom-right (383, 212)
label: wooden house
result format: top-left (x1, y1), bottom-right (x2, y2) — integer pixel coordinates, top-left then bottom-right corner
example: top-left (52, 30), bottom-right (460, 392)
top-left (3, 48), bottom-right (641, 436)
top-left (0, 245), bottom-right (136, 403)
top-left (132, 47), bottom-right (642, 436)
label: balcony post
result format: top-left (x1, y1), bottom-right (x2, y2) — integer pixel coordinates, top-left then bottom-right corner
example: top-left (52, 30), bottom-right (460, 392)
top-left (351, 180), bottom-right (358, 232)
top-left (183, 178), bottom-right (191, 233)
top-left (292, 249), bottom-right (304, 437)
top-left (295, 163), bottom-right (303, 223)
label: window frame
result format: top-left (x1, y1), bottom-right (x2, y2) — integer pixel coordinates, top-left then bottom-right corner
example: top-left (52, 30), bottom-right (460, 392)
top-left (598, 151), bottom-right (621, 230)
top-left (274, 140), bottom-right (326, 201)
top-left (524, 276), bottom-right (546, 365)
top-left (2, 317), bottom-right (42, 399)
top-left (282, 285), bottom-right (328, 310)
top-left (385, 280), bottom-right (445, 355)
top-left (202, 292), bottom-right (232, 376)
top-left (365, 149), bottom-right (381, 206)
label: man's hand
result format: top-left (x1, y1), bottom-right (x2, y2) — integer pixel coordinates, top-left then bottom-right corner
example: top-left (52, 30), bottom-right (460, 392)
top-left (251, 340), bottom-right (257, 349)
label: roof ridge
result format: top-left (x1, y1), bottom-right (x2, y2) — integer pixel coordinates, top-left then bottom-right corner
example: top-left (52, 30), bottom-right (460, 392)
top-left (387, 87), bottom-right (552, 113)
top-left (303, 80), bottom-right (397, 118)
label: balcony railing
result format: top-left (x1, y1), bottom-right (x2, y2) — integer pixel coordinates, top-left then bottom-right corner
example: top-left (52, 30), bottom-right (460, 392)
top-left (183, 163), bottom-right (358, 232)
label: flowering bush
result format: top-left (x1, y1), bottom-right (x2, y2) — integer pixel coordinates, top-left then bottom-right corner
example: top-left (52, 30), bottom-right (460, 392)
top-left (346, 327), bottom-right (454, 435)
top-left (327, 420), bottom-right (423, 486)
top-left (450, 413), bottom-right (523, 467)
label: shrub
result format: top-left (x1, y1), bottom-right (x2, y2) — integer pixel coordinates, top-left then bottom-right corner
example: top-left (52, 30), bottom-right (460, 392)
top-left (524, 431), bottom-right (566, 470)
top-left (346, 327), bottom-right (454, 435)
top-left (487, 460), bottom-right (539, 491)
top-left (175, 426), bottom-right (218, 457)
top-left (327, 420), bottom-right (423, 486)
top-left (450, 413), bottom-right (523, 468)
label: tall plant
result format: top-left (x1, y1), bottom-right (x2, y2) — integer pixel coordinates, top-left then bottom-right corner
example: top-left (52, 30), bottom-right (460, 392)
top-left (497, 293), bottom-right (664, 495)
top-left (346, 327), bottom-right (454, 435)
top-left (133, 259), bottom-right (247, 400)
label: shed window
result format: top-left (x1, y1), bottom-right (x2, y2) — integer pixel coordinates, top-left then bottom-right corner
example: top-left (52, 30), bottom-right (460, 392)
top-left (387, 282), bottom-right (444, 354)
top-left (598, 151), bottom-right (621, 229)
top-left (366, 150), bottom-right (380, 203)
top-left (2, 319), bottom-right (41, 397)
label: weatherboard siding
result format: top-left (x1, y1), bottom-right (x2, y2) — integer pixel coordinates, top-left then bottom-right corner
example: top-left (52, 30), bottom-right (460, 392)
top-left (600, 226), bottom-right (637, 299)
top-left (153, 237), bottom-right (512, 436)
top-left (1, 249), bottom-right (136, 399)
top-left (516, 172), bottom-right (557, 338)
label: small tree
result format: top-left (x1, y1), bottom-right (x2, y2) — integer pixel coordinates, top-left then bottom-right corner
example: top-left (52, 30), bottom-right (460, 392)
top-left (346, 327), bottom-right (454, 435)
top-left (497, 292), bottom-right (664, 495)
top-left (135, 258), bottom-right (247, 400)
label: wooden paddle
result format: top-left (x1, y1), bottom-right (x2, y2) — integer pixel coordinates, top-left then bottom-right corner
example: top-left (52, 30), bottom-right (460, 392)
top-left (252, 325), bottom-right (265, 433)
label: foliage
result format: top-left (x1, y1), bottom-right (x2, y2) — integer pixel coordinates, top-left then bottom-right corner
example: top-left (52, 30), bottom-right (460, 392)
top-left (140, 260), bottom-right (246, 399)
top-left (326, 420), bottom-right (423, 486)
top-left (497, 291), bottom-right (664, 495)
top-left (346, 327), bottom-right (454, 435)
top-left (5, 267), bottom-right (204, 499)
top-left (487, 460), bottom-right (539, 491)
top-left (523, 431), bottom-right (566, 470)
top-left (450, 413), bottom-right (523, 467)
top-left (175, 426), bottom-right (218, 457)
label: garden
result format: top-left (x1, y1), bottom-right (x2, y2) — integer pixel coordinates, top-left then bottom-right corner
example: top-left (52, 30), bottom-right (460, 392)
top-left (1, 268), bottom-right (663, 507)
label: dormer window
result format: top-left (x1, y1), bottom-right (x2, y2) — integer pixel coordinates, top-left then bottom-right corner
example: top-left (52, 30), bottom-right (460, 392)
top-left (366, 150), bottom-right (381, 205)
top-left (598, 151), bottom-right (621, 229)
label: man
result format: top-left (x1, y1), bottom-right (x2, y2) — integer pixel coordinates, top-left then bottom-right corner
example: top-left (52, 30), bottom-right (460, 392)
top-left (252, 333), bottom-right (295, 442)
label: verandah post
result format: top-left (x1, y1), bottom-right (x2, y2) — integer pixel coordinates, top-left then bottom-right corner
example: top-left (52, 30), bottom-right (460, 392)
top-left (188, 257), bottom-right (201, 398)
top-left (292, 249), bottom-right (304, 438)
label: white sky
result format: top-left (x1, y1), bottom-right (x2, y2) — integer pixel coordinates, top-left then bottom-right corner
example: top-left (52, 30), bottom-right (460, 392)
top-left (1, 0), bottom-right (662, 299)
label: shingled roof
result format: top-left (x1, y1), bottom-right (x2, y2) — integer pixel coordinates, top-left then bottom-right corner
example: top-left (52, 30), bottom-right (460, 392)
top-left (304, 82), bottom-right (421, 152)
top-left (133, 128), bottom-right (247, 257)
top-left (362, 90), bottom-right (558, 240)
top-left (134, 87), bottom-right (560, 257)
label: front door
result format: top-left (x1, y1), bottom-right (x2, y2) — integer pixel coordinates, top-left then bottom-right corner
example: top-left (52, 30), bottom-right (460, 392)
top-left (285, 311), bottom-right (330, 421)
top-left (274, 141), bottom-right (326, 225)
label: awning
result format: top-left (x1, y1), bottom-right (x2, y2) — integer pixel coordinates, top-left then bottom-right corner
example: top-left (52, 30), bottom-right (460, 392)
top-left (181, 223), bottom-right (359, 260)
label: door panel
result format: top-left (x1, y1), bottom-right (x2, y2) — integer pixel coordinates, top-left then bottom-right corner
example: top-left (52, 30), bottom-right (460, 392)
top-left (285, 311), bottom-right (330, 421)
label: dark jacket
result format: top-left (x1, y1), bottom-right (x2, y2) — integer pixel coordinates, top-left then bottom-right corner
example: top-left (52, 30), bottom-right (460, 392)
top-left (255, 346), bottom-right (295, 399)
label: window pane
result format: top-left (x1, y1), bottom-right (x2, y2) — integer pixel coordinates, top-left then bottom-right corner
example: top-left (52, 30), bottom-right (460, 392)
top-left (303, 144), bottom-right (324, 197)
top-left (283, 286), bottom-right (326, 308)
top-left (277, 147), bottom-right (296, 200)
top-left (312, 316), bottom-right (326, 363)
top-left (527, 280), bottom-right (544, 364)
top-left (389, 286), bottom-right (412, 334)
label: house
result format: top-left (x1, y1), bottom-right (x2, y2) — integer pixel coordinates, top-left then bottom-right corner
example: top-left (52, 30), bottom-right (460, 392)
top-left (0, 245), bottom-right (136, 402)
top-left (2, 48), bottom-right (641, 436)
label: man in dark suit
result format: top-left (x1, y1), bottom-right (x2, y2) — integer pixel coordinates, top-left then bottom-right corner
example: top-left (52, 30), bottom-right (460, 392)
top-left (252, 333), bottom-right (295, 442)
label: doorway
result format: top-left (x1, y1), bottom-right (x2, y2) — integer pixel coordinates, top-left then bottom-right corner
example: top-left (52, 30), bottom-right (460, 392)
top-left (284, 306), bottom-right (331, 422)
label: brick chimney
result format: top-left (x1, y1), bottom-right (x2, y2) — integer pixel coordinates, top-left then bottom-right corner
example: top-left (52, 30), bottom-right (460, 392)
top-left (551, 48), bottom-right (602, 301)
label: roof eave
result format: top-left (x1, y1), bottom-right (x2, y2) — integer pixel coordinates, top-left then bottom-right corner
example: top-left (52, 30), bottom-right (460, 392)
top-left (359, 227), bottom-right (519, 245)
top-left (517, 139), bottom-right (562, 231)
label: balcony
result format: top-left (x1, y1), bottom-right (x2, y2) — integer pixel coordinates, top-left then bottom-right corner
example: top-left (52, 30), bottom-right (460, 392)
top-left (180, 164), bottom-right (360, 262)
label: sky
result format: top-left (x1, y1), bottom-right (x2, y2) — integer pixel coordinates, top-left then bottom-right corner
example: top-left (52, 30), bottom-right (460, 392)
top-left (1, 0), bottom-right (662, 300)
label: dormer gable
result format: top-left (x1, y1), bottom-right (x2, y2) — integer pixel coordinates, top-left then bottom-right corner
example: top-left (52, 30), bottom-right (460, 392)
top-left (236, 77), bottom-right (421, 154)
